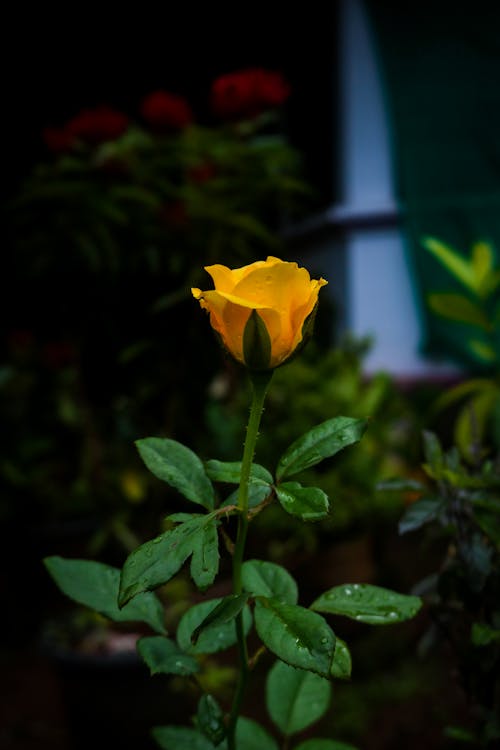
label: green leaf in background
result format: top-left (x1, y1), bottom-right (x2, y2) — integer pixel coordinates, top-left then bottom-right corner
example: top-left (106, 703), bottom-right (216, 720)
top-left (276, 416), bottom-right (367, 480)
top-left (471, 241), bottom-right (495, 297)
top-left (422, 236), bottom-right (476, 292)
top-left (234, 717), bottom-right (279, 750)
top-left (266, 660), bottom-right (331, 735)
top-left (191, 594), bottom-right (249, 645)
top-left (471, 622), bottom-right (500, 646)
top-left (294, 740), bottom-right (359, 750)
top-left (255, 598), bottom-right (335, 676)
top-left (468, 339), bottom-right (497, 364)
top-left (276, 482), bottom-right (329, 521)
top-left (152, 726), bottom-right (215, 750)
top-left (473, 507), bottom-right (500, 546)
top-left (398, 497), bottom-right (444, 534)
top-left (136, 437), bottom-right (215, 510)
top-left (455, 390), bottom-right (498, 462)
top-left (177, 597), bottom-right (252, 655)
top-left (330, 637), bottom-right (352, 680)
top-left (427, 292), bottom-right (491, 330)
top-left (197, 694), bottom-right (226, 746)
top-left (311, 583), bottom-right (422, 625)
top-left (205, 459), bottom-right (273, 485)
top-left (241, 559), bottom-right (298, 604)
top-left (137, 636), bottom-right (199, 676)
top-left (44, 556), bottom-right (166, 634)
top-left (422, 430), bottom-right (443, 471)
top-left (119, 515), bottom-right (219, 606)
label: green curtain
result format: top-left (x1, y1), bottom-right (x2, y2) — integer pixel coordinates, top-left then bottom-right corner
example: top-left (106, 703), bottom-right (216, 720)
top-left (363, 1), bottom-right (500, 370)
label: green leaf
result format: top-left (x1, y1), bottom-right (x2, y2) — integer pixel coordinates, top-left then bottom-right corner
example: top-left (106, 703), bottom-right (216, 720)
top-left (205, 460), bottom-right (273, 485)
top-left (473, 507), bottom-right (500, 545)
top-left (422, 430), bottom-right (443, 469)
top-left (376, 478), bottom-right (426, 492)
top-left (242, 559), bottom-right (298, 604)
top-left (398, 498), bottom-right (443, 534)
top-left (276, 482), bottom-right (329, 521)
top-left (177, 597), bottom-right (252, 655)
top-left (472, 241), bottom-right (495, 296)
top-left (468, 339), bottom-right (497, 363)
top-left (455, 391), bottom-right (497, 461)
top-left (191, 594), bottom-right (249, 644)
top-left (427, 292), bottom-right (490, 330)
top-left (430, 378), bottom-right (495, 414)
top-left (136, 437), bottom-right (215, 510)
top-left (255, 598), bottom-right (335, 676)
top-left (276, 417), bottom-right (367, 481)
top-left (234, 717), bottom-right (278, 750)
top-left (471, 622), bottom-right (500, 646)
top-left (330, 638), bottom-right (352, 680)
top-left (294, 737), bottom-right (357, 750)
top-left (422, 236), bottom-right (476, 292)
top-left (197, 694), bottom-right (226, 745)
top-left (311, 583), bottom-right (422, 625)
top-left (190, 518), bottom-right (220, 589)
top-left (44, 557), bottom-right (166, 634)
top-left (266, 660), bottom-right (331, 735)
top-left (223, 483), bottom-right (271, 509)
top-left (119, 516), bottom-right (219, 606)
top-left (294, 740), bottom-right (359, 750)
top-left (152, 726), bottom-right (215, 750)
top-left (137, 636), bottom-right (199, 675)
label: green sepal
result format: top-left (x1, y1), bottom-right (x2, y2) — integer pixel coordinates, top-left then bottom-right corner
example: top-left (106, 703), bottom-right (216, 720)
top-left (243, 309), bottom-right (272, 370)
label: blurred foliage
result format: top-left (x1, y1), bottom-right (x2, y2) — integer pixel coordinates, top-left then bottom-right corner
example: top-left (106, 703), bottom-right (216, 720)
top-left (387, 430), bottom-right (500, 746)
top-left (204, 337), bottom-right (425, 558)
top-left (423, 236), bottom-right (500, 462)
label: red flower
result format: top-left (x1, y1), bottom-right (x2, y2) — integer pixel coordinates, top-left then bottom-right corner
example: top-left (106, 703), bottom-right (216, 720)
top-left (66, 106), bottom-right (129, 145)
top-left (42, 126), bottom-right (76, 154)
top-left (210, 68), bottom-right (290, 121)
top-left (140, 90), bottom-right (193, 131)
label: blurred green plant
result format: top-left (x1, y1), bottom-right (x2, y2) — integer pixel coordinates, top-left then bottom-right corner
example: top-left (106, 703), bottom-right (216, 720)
top-left (423, 236), bottom-right (500, 462)
top-left (205, 338), bottom-right (422, 555)
top-left (383, 429), bottom-right (500, 746)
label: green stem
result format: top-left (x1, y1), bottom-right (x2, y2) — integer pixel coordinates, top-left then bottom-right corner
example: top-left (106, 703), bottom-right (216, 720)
top-left (227, 370), bottom-right (273, 750)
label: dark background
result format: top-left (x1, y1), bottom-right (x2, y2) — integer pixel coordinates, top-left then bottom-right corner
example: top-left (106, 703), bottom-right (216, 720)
top-left (3, 4), bottom-right (339, 206)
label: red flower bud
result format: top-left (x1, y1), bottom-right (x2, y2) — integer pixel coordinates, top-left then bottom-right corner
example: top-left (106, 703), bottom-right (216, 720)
top-left (140, 90), bottom-right (193, 131)
top-left (210, 68), bottom-right (290, 121)
top-left (66, 106), bottom-right (129, 145)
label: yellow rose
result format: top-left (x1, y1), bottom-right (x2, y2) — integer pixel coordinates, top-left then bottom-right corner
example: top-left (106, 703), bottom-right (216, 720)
top-left (191, 256), bottom-right (327, 369)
